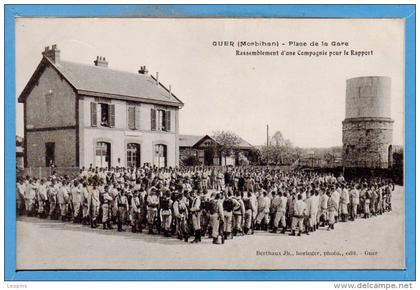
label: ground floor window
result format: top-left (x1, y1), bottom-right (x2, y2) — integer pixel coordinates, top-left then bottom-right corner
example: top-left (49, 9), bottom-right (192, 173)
top-left (127, 143), bottom-right (141, 168)
top-left (154, 144), bottom-right (167, 168)
top-left (95, 142), bottom-right (111, 168)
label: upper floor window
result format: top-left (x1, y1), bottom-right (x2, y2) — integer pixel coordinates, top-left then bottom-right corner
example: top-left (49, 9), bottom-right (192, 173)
top-left (90, 102), bottom-right (115, 128)
top-left (151, 108), bottom-right (171, 132)
top-left (127, 104), bottom-right (141, 130)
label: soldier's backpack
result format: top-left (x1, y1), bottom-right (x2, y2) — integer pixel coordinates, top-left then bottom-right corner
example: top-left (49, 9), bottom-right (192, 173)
top-left (223, 198), bottom-right (234, 212)
top-left (209, 199), bottom-right (218, 215)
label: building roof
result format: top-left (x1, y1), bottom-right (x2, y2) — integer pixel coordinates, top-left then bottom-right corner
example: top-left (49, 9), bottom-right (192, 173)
top-left (179, 135), bottom-right (204, 147)
top-left (179, 134), bottom-right (254, 150)
top-left (18, 57), bottom-right (184, 108)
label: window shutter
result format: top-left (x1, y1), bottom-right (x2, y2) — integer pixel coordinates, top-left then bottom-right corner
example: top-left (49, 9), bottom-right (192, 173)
top-left (166, 110), bottom-right (171, 132)
top-left (128, 106), bottom-right (135, 129)
top-left (151, 108), bottom-right (156, 131)
top-left (135, 106), bottom-right (141, 130)
top-left (109, 104), bottom-right (115, 127)
top-left (90, 102), bottom-right (97, 127)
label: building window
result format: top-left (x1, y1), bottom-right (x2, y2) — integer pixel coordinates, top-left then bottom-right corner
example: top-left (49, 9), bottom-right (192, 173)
top-left (127, 143), bottom-right (141, 168)
top-left (151, 108), bottom-right (171, 132)
top-left (95, 142), bottom-right (111, 168)
top-left (127, 105), bottom-right (141, 130)
top-left (154, 144), bottom-right (167, 168)
top-left (90, 102), bottom-right (115, 127)
top-left (45, 90), bottom-right (53, 113)
top-left (45, 142), bottom-right (55, 167)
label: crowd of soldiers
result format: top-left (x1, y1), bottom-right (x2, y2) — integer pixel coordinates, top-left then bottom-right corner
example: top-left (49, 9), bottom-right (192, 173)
top-left (16, 166), bottom-right (395, 244)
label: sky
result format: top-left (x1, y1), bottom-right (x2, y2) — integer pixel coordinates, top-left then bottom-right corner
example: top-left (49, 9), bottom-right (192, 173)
top-left (15, 18), bottom-right (405, 147)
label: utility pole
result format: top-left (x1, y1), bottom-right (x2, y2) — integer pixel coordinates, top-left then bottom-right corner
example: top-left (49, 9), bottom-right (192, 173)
top-left (266, 124), bottom-right (269, 146)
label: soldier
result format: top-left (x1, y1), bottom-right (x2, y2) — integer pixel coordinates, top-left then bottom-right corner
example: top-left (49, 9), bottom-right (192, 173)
top-left (290, 194), bottom-right (306, 236)
top-left (101, 188), bottom-right (114, 230)
top-left (270, 191), bottom-right (281, 233)
top-left (363, 185), bottom-right (371, 219)
top-left (222, 192), bottom-right (235, 240)
top-left (57, 180), bottom-right (70, 222)
top-left (159, 190), bottom-right (173, 237)
top-left (146, 187), bottom-right (159, 234)
top-left (327, 191), bottom-right (338, 230)
top-left (24, 179), bottom-right (36, 216)
top-left (116, 190), bottom-right (129, 232)
top-left (189, 190), bottom-right (202, 243)
top-left (81, 182), bottom-right (91, 225)
top-left (309, 189), bottom-right (320, 231)
top-left (36, 179), bottom-right (48, 218)
top-left (130, 190), bottom-right (143, 233)
top-left (71, 180), bottom-right (82, 223)
top-left (232, 192), bottom-right (245, 236)
top-left (173, 193), bottom-right (189, 242)
top-left (242, 191), bottom-right (253, 234)
top-left (90, 183), bottom-right (100, 228)
top-left (272, 191), bottom-right (288, 234)
top-left (16, 179), bottom-right (26, 215)
top-left (349, 184), bottom-right (360, 221)
top-left (255, 190), bottom-right (270, 231)
top-left (209, 192), bottom-right (224, 244)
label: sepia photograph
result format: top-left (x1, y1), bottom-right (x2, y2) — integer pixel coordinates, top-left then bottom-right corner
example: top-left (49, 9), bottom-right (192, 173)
top-left (14, 17), bottom-right (405, 271)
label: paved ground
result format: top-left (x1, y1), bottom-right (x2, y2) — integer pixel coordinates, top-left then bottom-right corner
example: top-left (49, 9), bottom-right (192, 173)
top-left (16, 186), bottom-right (405, 270)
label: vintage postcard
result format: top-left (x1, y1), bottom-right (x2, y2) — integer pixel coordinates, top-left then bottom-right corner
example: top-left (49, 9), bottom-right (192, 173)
top-left (14, 17), bottom-right (405, 271)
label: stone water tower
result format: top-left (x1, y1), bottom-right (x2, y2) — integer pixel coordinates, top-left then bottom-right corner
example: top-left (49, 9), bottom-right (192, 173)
top-left (342, 76), bottom-right (394, 168)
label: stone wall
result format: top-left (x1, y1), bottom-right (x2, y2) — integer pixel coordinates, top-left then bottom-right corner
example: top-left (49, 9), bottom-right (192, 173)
top-left (342, 118), bottom-right (393, 168)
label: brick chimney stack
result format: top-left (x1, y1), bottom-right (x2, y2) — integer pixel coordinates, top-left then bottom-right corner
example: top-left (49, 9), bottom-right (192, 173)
top-left (42, 44), bottom-right (60, 63)
top-left (138, 65), bottom-right (148, 75)
top-left (94, 56), bottom-right (108, 68)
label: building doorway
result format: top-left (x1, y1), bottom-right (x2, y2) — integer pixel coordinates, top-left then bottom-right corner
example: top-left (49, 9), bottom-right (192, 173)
top-left (127, 143), bottom-right (141, 168)
top-left (45, 142), bottom-right (55, 167)
top-left (154, 144), bottom-right (167, 168)
top-left (96, 142), bottom-right (111, 168)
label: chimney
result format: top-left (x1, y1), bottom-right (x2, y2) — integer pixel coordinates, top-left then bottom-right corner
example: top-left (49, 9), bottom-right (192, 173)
top-left (94, 56), bottom-right (108, 68)
top-left (155, 72), bottom-right (159, 86)
top-left (138, 65), bottom-right (148, 75)
top-left (42, 44), bottom-right (60, 63)
top-left (169, 85), bottom-right (172, 97)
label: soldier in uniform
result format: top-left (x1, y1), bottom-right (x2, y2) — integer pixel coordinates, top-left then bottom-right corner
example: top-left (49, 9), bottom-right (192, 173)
top-left (327, 191), bottom-right (338, 230)
top-left (232, 192), bottom-right (245, 236)
top-left (173, 193), bottom-right (189, 242)
top-left (36, 179), bottom-right (48, 218)
top-left (189, 190), bottom-right (202, 243)
top-left (71, 180), bottom-right (82, 223)
top-left (255, 190), bottom-right (270, 231)
top-left (242, 191), bottom-right (253, 235)
top-left (290, 194), bottom-right (307, 236)
top-left (209, 192), bottom-right (225, 244)
top-left (159, 190), bottom-right (173, 237)
top-left (130, 190), bottom-right (143, 233)
top-left (90, 183), bottom-right (100, 228)
top-left (222, 192), bottom-right (235, 240)
top-left (349, 184), bottom-right (360, 221)
top-left (81, 182), bottom-right (91, 225)
top-left (57, 180), bottom-right (70, 222)
top-left (146, 187), bottom-right (159, 234)
top-left (116, 190), bottom-right (129, 232)
top-left (101, 188), bottom-right (114, 230)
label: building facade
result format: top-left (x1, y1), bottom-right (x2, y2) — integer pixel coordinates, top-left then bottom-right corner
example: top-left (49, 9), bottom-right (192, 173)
top-left (18, 45), bottom-right (183, 169)
top-left (342, 76), bottom-right (394, 168)
top-left (179, 134), bottom-right (254, 166)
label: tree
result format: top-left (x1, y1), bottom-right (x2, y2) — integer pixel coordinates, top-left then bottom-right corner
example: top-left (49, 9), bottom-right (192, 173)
top-left (212, 131), bottom-right (241, 165)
